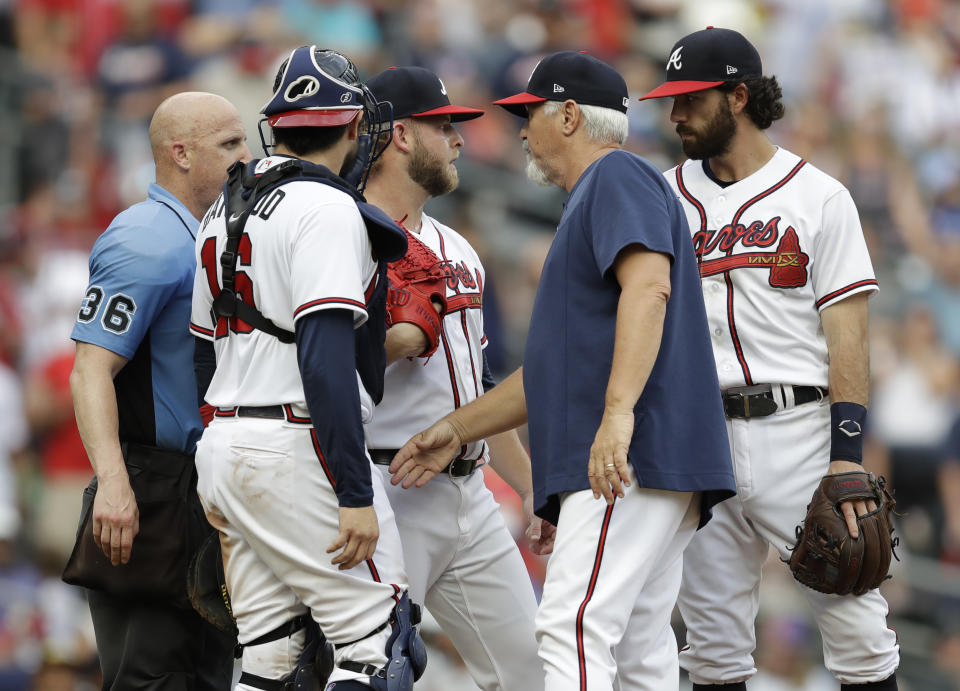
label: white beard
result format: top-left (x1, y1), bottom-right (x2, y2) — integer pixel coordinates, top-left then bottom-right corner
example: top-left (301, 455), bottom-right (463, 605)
top-left (524, 148), bottom-right (553, 187)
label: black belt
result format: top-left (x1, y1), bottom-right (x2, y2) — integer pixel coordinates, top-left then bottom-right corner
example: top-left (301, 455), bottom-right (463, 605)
top-left (369, 448), bottom-right (479, 477)
top-left (722, 385), bottom-right (826, 419)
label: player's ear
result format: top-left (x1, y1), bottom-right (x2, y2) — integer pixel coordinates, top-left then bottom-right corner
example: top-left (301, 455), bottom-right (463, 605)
top-left (392, 120), bottom-right (414, 154)
top-left (729, 83), bottom-right (749, 116)
top-left (346, 113), bottom-right (362, 140)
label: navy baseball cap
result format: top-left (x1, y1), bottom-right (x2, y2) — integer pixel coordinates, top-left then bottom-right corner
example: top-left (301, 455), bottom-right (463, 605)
top-left (493, 51), bottom-right (629, 118)
top-left (367, 66), bottom-right (484, 122)
top-left (638, 27), bottom-right (762, 100)
top-left (261, 45), bottom-right (365, 127)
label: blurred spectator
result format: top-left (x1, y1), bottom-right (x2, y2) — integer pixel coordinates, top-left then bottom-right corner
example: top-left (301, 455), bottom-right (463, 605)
top-left (868, 305), bottom-right (959, 556)
top-left (751, 616), bottom-right (836, 691)
top-left (938, 416), bottom-right (960, 564)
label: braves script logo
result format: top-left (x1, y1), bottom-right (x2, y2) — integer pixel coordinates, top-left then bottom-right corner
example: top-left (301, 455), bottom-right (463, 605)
top-left (694, 216), bottom-right (810, 288)
top-left (441, 260), bottom-right (479, 291)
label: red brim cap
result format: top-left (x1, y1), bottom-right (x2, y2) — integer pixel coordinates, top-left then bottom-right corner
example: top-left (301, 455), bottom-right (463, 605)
top-left (267, 109), bottom-right (361, 128)
top-left (411, 104), bottom-right (485, 122)
top-left (638, 80), bottom-right (724, 101)
top-left (492, 92), bottom-right (548, 117)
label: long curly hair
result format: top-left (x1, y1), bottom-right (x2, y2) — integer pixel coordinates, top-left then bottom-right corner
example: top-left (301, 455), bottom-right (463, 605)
top-left (719, 76), bottom-right (785, 130)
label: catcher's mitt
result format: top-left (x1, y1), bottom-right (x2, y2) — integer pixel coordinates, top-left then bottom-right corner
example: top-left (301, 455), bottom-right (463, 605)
top-left (787, 471), bottom-right (898, 596)
top-left (187, 531), bottom-right (238, 636)
top-left (386, 228), bottom-right (448, 358)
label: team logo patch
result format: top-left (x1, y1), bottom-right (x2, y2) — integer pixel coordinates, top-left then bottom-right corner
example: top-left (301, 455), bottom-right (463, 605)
top-left (340, 92), bottom-right (353, 103)
top-left (284, 75), bottom-right (320, 103)
top-left (694, 219), bottom-right (810, 288)
top-left (553, 83), bottom-right (565, 93)
top-left (726, 65), bottom-right (738, 75)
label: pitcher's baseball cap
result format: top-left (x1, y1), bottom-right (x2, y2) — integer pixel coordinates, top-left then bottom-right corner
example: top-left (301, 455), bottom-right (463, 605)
top-left (367, 66), bottom-right (484, 122)
top-left (493, 51), bottom-right (629, 118)
top-left (638, 27), bottom-right (762, 100)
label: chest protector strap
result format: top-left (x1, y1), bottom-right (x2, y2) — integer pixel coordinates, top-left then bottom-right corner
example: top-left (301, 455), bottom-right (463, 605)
top-left (212, 158), bottom-right (407, 401)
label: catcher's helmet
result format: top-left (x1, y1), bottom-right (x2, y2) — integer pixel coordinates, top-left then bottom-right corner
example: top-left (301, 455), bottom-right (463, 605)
top-left (258, 45), bottom-right (393, 190)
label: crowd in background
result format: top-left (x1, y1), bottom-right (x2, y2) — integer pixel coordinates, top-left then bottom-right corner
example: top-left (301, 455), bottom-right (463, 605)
top-left (1, 0), bottom-right (960, 689)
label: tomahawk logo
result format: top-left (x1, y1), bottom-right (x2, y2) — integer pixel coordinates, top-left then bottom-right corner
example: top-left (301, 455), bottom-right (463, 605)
top-left (284, 75), bottom-right (320, 103)
top-left (667, 47), bottom-right (683, 71)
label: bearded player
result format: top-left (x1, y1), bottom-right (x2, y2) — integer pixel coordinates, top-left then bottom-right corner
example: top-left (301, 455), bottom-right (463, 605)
top-left (362, 66), bottom-right (549, 691)
top-left (639, 27), bottom-right (899, 690)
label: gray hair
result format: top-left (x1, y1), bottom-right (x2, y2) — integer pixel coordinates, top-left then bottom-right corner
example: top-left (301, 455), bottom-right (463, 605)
top-left (543, 100), bottom-right (628, 146)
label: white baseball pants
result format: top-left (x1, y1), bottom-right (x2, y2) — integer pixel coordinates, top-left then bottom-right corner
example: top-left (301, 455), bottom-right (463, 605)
top-left (678, 400), bottom-right (900, 685)
top-left (196, 417), bottom-right (408, 687)
top-left (536, 472), bottom-right (700, 691)
top-left (376, 466), bottom-right (543, 691)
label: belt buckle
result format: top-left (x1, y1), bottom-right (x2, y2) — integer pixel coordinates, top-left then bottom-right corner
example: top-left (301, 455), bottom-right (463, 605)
top-left (722, 392), bottom-right (745, 418)
top-left (446, 457), bottom-right (476, 477)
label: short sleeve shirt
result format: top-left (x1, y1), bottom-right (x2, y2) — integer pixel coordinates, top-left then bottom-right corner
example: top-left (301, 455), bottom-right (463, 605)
top-left (71, 184), bottom-right (202, 454)
top-left (523, 151), bottom-right (735, 526)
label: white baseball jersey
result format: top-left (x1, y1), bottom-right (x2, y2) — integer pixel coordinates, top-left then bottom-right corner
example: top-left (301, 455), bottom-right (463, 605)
top-left (365, 214), bottom-right (487, 462)
top-left (666, 147), bottom-right (878, 390)
top-left (364, 215), bottom-right (543, 691)
top-left (190, 155), bottom-right (378, 415)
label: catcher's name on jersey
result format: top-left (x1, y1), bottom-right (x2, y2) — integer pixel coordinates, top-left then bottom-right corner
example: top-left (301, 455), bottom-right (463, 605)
top-left (190, 156), bottom-right (378, 414)
top-left (365, 215), bottom-right (487, 461)
top-left (667, 147), bottom-right (878, 391)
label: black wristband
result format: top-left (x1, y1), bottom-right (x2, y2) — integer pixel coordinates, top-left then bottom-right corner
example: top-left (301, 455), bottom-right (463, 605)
top-left (830, 401), bottom-right (866, 464)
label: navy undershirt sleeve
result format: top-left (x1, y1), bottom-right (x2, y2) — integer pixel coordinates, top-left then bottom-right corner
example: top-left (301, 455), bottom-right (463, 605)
top-left (194, 336), bottom-right (216, 406)
top-left (481, 350), bottom-right (496, 393)
top-left (296, 309), bottom-right (373, 507)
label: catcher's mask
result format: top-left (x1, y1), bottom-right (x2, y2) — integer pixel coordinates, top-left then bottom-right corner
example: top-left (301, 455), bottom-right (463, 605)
top-left (259, 45), bottom-right (393, 191)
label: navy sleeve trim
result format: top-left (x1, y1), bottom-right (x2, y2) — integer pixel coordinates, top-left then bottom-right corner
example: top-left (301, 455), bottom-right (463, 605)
top-left (296, 309), bottom-right (372, 506)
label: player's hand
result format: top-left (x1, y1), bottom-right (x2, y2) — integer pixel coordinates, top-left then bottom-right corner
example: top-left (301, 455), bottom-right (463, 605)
top-left (828, 460), bottom-right (877, 539)
top-left (92, 472), bottom-right (139, 566)
top-left (588, 407), bottom-right (633, 505)
top-left (386, 323), bottom-right (432, 361)
top-left (328, 506), bottom-right (379, 570)
top-left (522, 492), bottom-right (556, 555)
top-left (389, 419), bottom-right (464, 488)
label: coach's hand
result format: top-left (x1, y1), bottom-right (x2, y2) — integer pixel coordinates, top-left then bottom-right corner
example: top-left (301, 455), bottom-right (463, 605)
top-left (390, 419), bottom-right (464, 488)
top-left (93, 472), bottom-right (140, 566)
top-left (328, 506), bottom-right (379, 570)
top-left (589, 407), bottom-right (633, 505)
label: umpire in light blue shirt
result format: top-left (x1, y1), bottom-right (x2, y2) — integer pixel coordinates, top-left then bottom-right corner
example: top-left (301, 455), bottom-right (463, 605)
top-left (388, 52), bottom-right (736, 690)
top-left (69, 92), bottom-right (251, 690)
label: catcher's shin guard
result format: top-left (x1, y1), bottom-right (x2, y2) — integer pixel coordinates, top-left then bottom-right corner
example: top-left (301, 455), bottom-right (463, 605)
top-left (338, 592), bottom-right (427, 691)
top-left (238, 616), bottom-right (335, 691)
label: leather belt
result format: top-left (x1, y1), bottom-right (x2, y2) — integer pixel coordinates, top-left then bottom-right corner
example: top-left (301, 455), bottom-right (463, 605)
top-left (369, 448), bottom-right (479, 477)
top-left (722, 384), bottom-right (826, 419)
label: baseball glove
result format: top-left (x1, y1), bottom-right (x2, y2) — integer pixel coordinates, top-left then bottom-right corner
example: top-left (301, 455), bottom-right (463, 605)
top-left (187, 531), bottom-right (238, 636)
top-left (787, 471), bottom-right (898, 596)
top-left (386, 228), bottom-right (448, 357)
